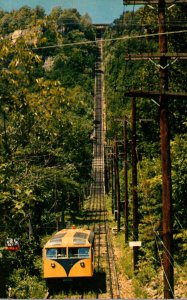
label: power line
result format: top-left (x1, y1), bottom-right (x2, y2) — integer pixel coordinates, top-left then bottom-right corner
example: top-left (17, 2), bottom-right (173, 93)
top-left (32, 29), bottom-right (187, 50)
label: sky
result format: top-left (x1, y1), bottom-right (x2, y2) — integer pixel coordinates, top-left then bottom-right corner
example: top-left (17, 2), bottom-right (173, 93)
top-left (0, 0), bottom-right (128, 24)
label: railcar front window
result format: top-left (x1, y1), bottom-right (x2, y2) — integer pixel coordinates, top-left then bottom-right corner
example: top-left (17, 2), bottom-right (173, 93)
top-left (68, 248), bottom-right (78, 258)
top-left (46, 248), bottom-right (67, 259)
top-left (46, 248), bottom-right (57, 259)
top-left (68, 247), bottom-right (90, 258)
top-left (57, 248), bottom-right (66, 258)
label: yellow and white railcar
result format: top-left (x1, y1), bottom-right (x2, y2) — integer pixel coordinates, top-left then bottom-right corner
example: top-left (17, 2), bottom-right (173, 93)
top-left (43, 227), bottom-right (94, 280)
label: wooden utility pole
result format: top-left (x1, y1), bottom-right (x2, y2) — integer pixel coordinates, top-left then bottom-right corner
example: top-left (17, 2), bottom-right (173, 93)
top-left (114, 135), bottom-right (121, 231)
top-left (123, 117), bottom-right (129, 243)
top-left (131, 97), bottom-right (139, 271)
top-left (158, 0), bottom-right (174, 297)
top-left (113, 141), bottom-right (117, 221)
top-left (111, 156), bottom-right (115, 214)
top-left (104, 147), bottom-right (110, 194)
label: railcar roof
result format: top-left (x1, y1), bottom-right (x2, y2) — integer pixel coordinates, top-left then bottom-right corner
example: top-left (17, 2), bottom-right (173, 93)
top-left (44, 228), bottom-right (94, 248)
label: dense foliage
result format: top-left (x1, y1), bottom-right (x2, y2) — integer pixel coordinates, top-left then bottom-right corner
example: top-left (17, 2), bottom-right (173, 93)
top-left (0, 6), bottom-right (97, 297)
top-left (104, 4), bottom-right (187, 297)
top-left (0, 3), bottom-right (186, 298)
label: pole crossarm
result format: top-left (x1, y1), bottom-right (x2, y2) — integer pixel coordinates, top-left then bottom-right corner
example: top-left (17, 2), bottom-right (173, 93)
top-left (124, 53), bottom-right (187, 60)
top-left (124, 90), bottom-right (187, 98)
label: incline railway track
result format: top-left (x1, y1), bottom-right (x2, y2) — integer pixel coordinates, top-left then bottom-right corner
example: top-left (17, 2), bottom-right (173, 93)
top-left (46, 37), bottom-right (121, 300)
top-left (86, 38), bottom-right (121, 299)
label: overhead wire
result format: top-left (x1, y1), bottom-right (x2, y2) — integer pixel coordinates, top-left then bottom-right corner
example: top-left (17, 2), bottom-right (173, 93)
top-left (154, 230), bottom-right (174, 297)
top-left (136, 147), bottom-right (174, 296)
top-left (32, 28), bottom-right (187, 50)
top-left (116, 20), bottom-right (187, 25)
top-left (154, 228), bottom-right (187, 278)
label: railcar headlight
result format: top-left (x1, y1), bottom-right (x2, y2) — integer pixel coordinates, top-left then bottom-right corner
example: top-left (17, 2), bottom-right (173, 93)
top-left (51, 263), bottom-right (56, 268)
top-left (80, 262), bottom-right (85, 268)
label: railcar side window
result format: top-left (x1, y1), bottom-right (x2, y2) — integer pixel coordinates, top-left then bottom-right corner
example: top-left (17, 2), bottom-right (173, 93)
top-left (78, 247), bottom-right (90, 258)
